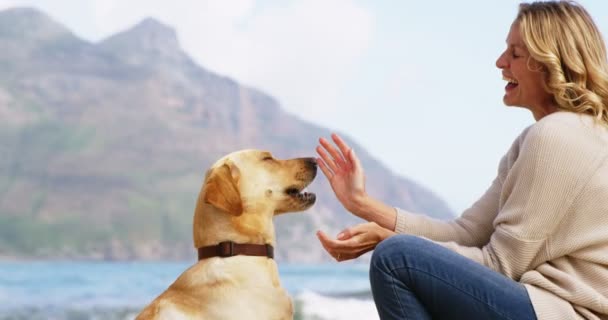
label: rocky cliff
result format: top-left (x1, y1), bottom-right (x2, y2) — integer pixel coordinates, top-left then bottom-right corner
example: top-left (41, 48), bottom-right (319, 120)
top-left (0, 8), bottom-right (454, 262)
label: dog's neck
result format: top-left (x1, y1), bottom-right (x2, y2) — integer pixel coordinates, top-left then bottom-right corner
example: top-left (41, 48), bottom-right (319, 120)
top-left (193, 203), bottom-right (276, 249)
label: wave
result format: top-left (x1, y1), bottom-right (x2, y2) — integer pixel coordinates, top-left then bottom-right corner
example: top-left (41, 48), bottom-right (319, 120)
top-left (0, 291), bottom-right (378, 320)
top-left (296, 291), bottom-right (378, 320)
top-left (0, 262), bottom-right (377, 319)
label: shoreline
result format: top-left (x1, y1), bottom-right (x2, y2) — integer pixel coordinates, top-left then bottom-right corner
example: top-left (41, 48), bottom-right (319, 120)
top-left (0, 292), bottom-right (378, 320)
top-left (0, 261), bottom-right (375, 320)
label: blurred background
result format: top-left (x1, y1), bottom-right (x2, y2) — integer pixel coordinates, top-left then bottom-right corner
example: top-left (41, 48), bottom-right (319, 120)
top-left (0, 1), bottom-right (606, 319)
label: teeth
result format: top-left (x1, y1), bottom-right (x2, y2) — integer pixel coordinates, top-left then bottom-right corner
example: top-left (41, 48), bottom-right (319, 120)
top-left (297, 192), bottom-right (315, 200)
top-left (502, 75), bottom-right (518, 84)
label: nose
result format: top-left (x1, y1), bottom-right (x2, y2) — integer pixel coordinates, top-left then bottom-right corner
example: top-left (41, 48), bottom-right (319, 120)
top-left (496, 51), bottom-right (508, 69)
top-left (304, 157), bottom-right (318, 169)
top-left (300, 157), bottom-right (318, 176)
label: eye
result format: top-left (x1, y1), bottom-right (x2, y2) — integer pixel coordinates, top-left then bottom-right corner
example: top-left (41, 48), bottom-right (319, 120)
top-left (262, 156), bottom-right (273, 161)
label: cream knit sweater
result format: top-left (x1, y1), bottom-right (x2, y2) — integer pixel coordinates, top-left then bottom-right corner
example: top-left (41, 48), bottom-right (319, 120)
top-left (394, 111), bottom-right (608, 320)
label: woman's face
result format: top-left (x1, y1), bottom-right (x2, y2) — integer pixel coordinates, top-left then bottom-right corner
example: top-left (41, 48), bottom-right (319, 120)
top-left (495, 23), bottom-right (556, 120)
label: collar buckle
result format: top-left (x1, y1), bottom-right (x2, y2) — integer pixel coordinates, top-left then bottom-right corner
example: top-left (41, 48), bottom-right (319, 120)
top-left (218, 241), bottom-right (235, 257)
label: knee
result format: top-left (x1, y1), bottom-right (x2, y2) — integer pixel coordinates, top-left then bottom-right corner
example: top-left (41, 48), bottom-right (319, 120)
top-left (371, 235), bottom-right (418, 272)
top-left (373, 234), bottom-right (403, 263)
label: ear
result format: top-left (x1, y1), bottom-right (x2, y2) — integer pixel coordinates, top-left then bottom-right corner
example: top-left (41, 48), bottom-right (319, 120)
top-left (202, 161), bottom-right (242, 215)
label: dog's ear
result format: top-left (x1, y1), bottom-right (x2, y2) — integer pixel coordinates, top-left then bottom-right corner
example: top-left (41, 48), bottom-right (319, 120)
top-left (202, 161), bottom-right (242, 215)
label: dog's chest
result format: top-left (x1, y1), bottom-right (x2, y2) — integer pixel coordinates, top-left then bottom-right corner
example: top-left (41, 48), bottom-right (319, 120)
top-left (178, 259), bottom-right (294, 319)
top-left (215, 293), bottom-right (292, 319)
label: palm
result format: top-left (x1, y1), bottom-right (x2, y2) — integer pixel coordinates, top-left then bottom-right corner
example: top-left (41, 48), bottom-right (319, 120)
top-left (317, 222), bottom-right (395, 262)
top-left (328, 162), bottom-right (364, 209)
top-left (316, 134), bottom-right (366, 213)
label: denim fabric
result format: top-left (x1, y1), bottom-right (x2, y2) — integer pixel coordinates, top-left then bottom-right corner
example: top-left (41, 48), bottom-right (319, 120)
top-left (369, 235), bottom-right (537, 320)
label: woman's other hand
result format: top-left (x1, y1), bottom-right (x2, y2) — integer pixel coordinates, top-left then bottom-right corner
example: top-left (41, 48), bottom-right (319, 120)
top-left (316, 222), bottom-right (396, 262)
top-left (316, 133), bottom-right (367, 216)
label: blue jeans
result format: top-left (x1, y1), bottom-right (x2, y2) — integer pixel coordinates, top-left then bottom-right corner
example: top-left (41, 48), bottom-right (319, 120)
top-left (370, 235), bottom-right (537, 320)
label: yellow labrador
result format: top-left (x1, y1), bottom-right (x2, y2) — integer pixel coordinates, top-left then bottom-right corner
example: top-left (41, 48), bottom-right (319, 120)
top-left (136, 149), bottom-right (317, 320)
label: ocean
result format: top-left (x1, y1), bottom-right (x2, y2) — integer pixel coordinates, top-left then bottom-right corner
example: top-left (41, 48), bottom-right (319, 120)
top-left (0, 261), bottom-right (379, 320)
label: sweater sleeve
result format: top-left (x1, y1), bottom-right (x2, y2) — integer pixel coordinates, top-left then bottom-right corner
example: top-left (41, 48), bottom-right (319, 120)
top-left (393, 128), bottom-right (530, 247)
top-left (394, 174), bottom-right (502, 247)
top-left (432, 119), bottom-right (601, 280)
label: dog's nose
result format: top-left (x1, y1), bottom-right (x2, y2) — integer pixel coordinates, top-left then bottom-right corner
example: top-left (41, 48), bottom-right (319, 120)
top-left (304, 157), bottom-right (318, 168)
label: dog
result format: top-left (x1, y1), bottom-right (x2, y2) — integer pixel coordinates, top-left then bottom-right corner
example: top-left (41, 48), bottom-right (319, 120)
top-left (136, 149), bottom-right (317, 320)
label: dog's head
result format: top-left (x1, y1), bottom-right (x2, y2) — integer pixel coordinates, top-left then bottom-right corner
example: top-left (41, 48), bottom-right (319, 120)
top-left (202, 149), bottom-right (317, 215)
top-left (194, 149), bottom-right (317, 246)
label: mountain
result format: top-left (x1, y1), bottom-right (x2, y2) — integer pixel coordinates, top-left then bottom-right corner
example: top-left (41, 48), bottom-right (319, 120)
top-left (0, 8), bottom-right (454, 262)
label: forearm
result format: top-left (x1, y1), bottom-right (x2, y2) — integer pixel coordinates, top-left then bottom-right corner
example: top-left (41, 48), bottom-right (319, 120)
top-left (351, 194), bottom-right (398, 231)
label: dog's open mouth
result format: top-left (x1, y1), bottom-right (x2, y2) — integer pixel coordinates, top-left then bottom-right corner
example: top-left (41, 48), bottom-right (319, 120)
top-left (285, 186), bottom-right (316, 203)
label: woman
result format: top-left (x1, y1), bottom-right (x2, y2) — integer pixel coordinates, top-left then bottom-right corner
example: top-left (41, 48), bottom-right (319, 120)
top-left (315, 1), bottom-right (608, 319)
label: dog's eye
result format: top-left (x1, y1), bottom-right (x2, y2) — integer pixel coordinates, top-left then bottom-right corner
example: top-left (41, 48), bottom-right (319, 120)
top-left (262, 156), bottom-right (273, 161)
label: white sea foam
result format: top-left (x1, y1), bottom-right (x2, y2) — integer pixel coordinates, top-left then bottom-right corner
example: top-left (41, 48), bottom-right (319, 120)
top-left (297, 291), bottom-right (379, 320)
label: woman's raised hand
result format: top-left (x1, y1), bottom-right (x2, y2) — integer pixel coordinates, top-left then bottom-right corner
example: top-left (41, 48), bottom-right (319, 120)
top-left (316, 133), bottom-right (367, 216)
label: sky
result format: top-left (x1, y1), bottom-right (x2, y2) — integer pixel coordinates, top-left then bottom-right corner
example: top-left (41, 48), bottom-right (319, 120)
top-left (2, 0), bottom-right (607, 214)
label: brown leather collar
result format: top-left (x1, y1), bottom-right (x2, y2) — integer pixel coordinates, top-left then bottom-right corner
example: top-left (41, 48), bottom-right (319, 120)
top-left (198, 241), bottom-right (274, 260)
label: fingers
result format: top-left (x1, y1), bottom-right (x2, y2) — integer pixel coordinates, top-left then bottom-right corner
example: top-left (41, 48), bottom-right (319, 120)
top-left (316, 230), bottom-right (339, 259)
top-left (316, 157), bottom-right (333, 179)
top-left (317, 223), bottom-right (389, 263)
top-left (331, 133), bottom-right (352, 161)
top-left (316, 228), bottom-right (368, 262)
top-left (335, 252), bottom-right (355, 262)
top-left (316, 145), bottom-right (339, 174)
top-left (348, 148), bottom-right (362, 173)
top-left (337, 227), bottom-right (354, 240)
top-left (315, 134), bottom-right (355, 178)
top-left (318, 137), bottom-right (347, 169)
top-left (317, 230), bottom-right (355, 262)
top-left (339, 222), bottom-right (373, 239)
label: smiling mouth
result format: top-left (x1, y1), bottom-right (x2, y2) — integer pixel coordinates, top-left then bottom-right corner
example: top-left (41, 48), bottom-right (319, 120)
top-left (503, 75), bottom-right (519, 91)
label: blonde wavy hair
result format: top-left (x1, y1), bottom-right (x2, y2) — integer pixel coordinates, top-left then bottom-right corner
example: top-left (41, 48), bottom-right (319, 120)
top-left (516, 0), bottom-right (608, 126)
